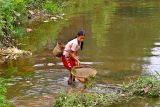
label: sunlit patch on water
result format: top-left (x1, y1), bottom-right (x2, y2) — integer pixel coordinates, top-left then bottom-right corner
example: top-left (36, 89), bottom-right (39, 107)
top-left (143, 42), bottom-right (160, 75)
top-left (56, 61), bottom-right (103, 66)
top-left (87, 84), bottom-right (122, 94)
top-left (151, 47), bottom-right (160, 56)
top-left (154, 42), bottom-right (160, 47)
top-left (33, 64), bottom-right (45, 67)
top-left (33, 63), bottom-right (55, 67)
top-left (143, 56), bottom-right (160, 75)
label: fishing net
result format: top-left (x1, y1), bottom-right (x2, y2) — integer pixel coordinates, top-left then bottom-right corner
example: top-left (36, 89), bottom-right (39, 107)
top-left (71, 66), bottom-right (97, 83)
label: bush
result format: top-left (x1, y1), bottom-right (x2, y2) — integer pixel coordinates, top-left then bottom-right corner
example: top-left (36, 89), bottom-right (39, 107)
top-left (0, 78), bottom-right (12, 107)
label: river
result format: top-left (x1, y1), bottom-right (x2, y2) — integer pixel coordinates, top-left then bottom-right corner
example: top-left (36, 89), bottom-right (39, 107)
top-left (1, 0), bottom-right (160, 107)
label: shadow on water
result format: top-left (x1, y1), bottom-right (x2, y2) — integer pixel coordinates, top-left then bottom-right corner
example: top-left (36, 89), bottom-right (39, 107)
top-left (1, 0), bottom-right (160, 106)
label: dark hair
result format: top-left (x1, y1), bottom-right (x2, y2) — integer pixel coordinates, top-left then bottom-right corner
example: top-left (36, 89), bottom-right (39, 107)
top-left (77, 31), bottom-right (85, 50)
top-left (77, 31), bottom-right (85, 36)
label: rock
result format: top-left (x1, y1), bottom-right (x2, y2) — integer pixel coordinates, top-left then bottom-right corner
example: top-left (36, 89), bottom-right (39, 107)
top-left (59, 16), bottom-right (63, 19)
top-left (26, 28), bottom-right (32, 33)
top-left (59, 13), bottom-right (65, 16)
top-left (56, 15), bottom-right (60, 18)
top-left (14, 11), bottom-right (21, 17)
top-left (143, 84), bottom-right (152, 93)
top-left (47, 63), bottom-right (55, 66)
top-left (0, 47), bottom-right (32, 63)
top-left (28, 10), bottom-right (34, 15)
top-left (120, 93), bottom-right (126, 97)
top-left (43, 20), bottom-right (49, 23)
top-left (50, 17), bottom-right (57, 20)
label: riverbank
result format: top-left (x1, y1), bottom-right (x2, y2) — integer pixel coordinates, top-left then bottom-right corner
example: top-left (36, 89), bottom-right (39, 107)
top-left (0, 0), bottom-right (71, 63)
top-left (0, 0), bottom-right (71, 106)
top-left (53, 75), bottom-right (160, 107)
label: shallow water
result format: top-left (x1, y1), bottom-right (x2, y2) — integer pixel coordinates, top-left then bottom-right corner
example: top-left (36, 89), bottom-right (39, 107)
top-left (1, 0), bottom-right (160, 106)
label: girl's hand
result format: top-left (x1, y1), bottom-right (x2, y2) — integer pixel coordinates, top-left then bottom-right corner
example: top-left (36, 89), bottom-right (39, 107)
top-left (76, 56), bottom-right (79, 60)
top-left (77, 60), bottom-right (80, 66)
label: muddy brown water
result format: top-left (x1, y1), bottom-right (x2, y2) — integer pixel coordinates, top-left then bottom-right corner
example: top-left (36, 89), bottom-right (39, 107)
top-left (1, 0), bottom-right (160, 107)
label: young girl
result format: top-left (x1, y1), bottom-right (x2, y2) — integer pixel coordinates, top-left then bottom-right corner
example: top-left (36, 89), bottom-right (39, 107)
top-left (61, 31), bottom-right (85, 85)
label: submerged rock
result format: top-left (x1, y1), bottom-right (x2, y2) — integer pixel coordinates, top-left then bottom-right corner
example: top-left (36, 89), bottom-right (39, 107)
top-left (26, 28), bottom-right (32, 33)
top-left (0, 47), bottom-right (32, 63)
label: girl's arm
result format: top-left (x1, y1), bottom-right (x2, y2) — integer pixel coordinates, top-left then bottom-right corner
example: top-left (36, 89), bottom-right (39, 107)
top-left (69, 51), bottom-right (80, 66)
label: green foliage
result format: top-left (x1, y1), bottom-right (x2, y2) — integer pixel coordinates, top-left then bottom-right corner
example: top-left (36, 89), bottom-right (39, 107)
top-left (13, 0), bottom-right (27, 14)
top-left (43, 1), bottom-right (62, 13)
top-left (123, 76), bottom-right (160, 97)
top-left (54, 91), bottom-right (120, 107)
top-left (0, 0), bottom-right (14, 37)
top-left (0, 0), bottom-right (65, 43)
top-left (0, 0), bottom-right (27, 39)
top-left (84, 75), bottom-right (96, 89)
top-left (27, 0), bottom-right (45, 10)
top-left (0, 78), bottom-right (12, 107)
top-left (71, 68), bottom-right (76, 75)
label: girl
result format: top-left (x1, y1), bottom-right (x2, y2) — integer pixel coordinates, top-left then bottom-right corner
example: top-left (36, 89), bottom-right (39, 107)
top-left (61, 31), bottom-right (85, 85)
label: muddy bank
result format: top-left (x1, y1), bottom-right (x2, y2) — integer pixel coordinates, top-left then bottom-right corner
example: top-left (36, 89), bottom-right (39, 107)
top-left (12, 94), bottom-right (56, 107)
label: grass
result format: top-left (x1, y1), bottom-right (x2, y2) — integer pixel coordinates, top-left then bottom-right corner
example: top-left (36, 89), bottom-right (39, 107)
top-left (53, 91), bottom-right (120, 107)
top-left (122, 76), bottom-right (160, 97)
top-left (53, 75), bottom-right (160, 107)
top-left (0, 0), bottom-right (68, 46)
top-left (0, 78), bottom-right (12, 107)
top-left (84, 75), bottom-right (96, 89)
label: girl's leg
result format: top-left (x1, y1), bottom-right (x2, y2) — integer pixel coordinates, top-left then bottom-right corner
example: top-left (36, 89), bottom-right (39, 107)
top-left (72, 75), bottom-right (75, 82)
top-left (61, 55), bottom-right (76, 85)
top-left (62, 56), bottom-right (72, 85)
top-left (68, 73), bottom-right (73, 85)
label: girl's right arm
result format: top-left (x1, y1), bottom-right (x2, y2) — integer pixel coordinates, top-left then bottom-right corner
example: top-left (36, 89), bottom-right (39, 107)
top-left (69, 51), bottom-right (80, 66)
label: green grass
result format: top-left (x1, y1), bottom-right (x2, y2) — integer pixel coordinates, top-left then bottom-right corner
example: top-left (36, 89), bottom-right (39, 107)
top-left (54, 75), bottom-right (160, 107)
top-left (43, 1), bottom-right (63, 13)
top-left (53, 91), bottom-right (120, 107)
top-left (0, 78), bottom-right (12, 107)
top-left (0, 0), bottom-right (66, 44)
top-left (122, 76), bottom-right (160, 97)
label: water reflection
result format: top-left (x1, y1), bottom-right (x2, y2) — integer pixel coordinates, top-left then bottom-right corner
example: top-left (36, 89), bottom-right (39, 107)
top-left (143, 42), bottom-right (160, 75)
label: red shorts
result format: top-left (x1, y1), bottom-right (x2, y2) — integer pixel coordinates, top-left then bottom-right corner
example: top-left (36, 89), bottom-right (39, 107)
top-left (61, 55), bottom-right (76, 71)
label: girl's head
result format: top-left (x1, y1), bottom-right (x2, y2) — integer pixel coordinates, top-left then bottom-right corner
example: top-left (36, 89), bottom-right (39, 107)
top-left (77, 31), bottom-right (85, 42)
top-left (77, 31), bottom-right (85, 50)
